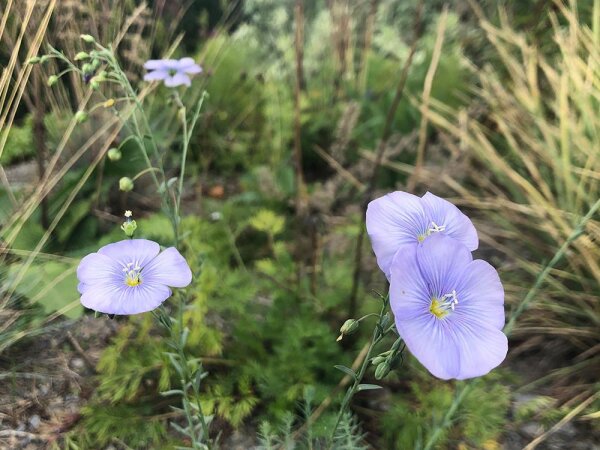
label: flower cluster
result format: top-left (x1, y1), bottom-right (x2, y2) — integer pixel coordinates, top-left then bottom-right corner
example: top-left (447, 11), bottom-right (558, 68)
top-left (366, 191), bottom-right (508, 380)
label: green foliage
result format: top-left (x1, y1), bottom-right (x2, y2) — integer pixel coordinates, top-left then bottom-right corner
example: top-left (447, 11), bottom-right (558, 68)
top-left (381, 376), bottom-right (510, 449)
top-left (0, 115), bottom-right (34, 165)
top-left (6, 261), bottom-right (83, 319)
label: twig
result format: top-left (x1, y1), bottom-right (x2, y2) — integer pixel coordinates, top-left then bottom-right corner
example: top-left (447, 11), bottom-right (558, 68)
top-left (407, 6), bottom-right (448, 191)
top-left (313, 145), bottom-right (365, 190)
top-left (347, 0), bottom-right (424, 318)
top-left (293, 0), bottom-right (308, 217)
top-left (66, 331), bottom-right (97, 373)
top-left (523, 392), bottom-right (599, 450)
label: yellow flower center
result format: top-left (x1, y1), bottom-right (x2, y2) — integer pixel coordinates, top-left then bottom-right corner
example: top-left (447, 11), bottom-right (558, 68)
top-left (429, 290), bottom-right (459, 319)
top-left (123, 262), bottom-right (142, 287)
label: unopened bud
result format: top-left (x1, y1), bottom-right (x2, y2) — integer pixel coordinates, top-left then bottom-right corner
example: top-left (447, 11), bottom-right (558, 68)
top-left (107, 148), bottom-right (121, 161)
top-left (374, 361), bottom-right (391, 380)
top-left (39, 55), bottom-right (50, 64)
top-left (336, 319), bottom-right (359, 341)
top-left (47, 75), bottom-right (59, 87)
top-left (119, 177), bottom-right (134, 192)
top-left (74, 111), bottom-right (88, 123)
top-left (103, 98), bottom-right (115, 108)
top-left (121, 212), bottom-right (137, 237)
top-left (89, 78), bottom-right (101, 90)
top-left (80, 34), bottom-right (95, 43)
top-left (74, 51), bottom-right (89, 61)
top-left (371, 356), bottom-right (387, 366)
top-left (26, 56), bottom-right (41, 65)
top-left (82, 63), bottom-right (94, 75)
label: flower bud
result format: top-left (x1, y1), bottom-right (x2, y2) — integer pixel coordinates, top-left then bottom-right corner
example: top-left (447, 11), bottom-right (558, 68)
top-left (374, 361), bottom-right (391, 380)
top-left (89, 77), bottom-right (101, 90)
top-left (107, 148), bottom-right (121, 161)
top-left (103, 98), bottom-right (115, 108)
top-left (121, 218), bottom-right (137, 237)
top-left (82, 63), bottom-right (94, 74)
top-left (371, 356), bottom-right (387, 366)
top-left (74, 111), bottom-right (88, 123)
top-left (47, 75), bottom-right (59, 87)
top-left (80, 34), bottom-right (95, 43)
top-left (74, 51), bottom-right (89, 61)
top-left (119, 177), bottom-right (134, 192)
top-left (26, 56), bottom-right (41, 65)
top-left (40, 55), bottom-right (50, 64)
top-left (336, 319), bottom-right (359, 341)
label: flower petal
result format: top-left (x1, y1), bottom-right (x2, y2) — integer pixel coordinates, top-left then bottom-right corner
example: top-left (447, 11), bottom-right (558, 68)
top-left (144, 59), bottom-right (176, 70)
top-left (97, 239), bottom-right (160, 269)
top-left (421, 192), bottom-right (478, 251)
top-left (416, 233), bottom-right (472, 298)
top-left (366, 191), bottom-right (428, 278)
top-left (81, 281), bottom-right (171, 315)
top-left (142, 247), bottom-right (192, 288)
top-left (144, 69), bottom-right (168, 81)
top-left (451, 260), bottom-right (505, 331)
top-left (77, 252), bottom-right (122, 285)
top-left (447, 321), bottom-right (508, 379)
top-left (164, 73), bottom-right (191, 87)
top-left (176, 57), bottom-right (202, 74)
top-left (390, 244), bottom-right (430, 321)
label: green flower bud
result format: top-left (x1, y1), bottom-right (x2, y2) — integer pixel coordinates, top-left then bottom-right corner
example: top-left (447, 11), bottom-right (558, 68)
top-left (74, 51), bottom-right (89, 61)
top-left (107, 148), bottom-right (121, 161)
top-left (121, 219), bottom-right (137, 237)
top-left (374, 361), bottom-right (391, 380)
top-left (82, 63), bottom-right (94, 74)
top-left (89, 78), bottom-right (101, 90)
top-left (336, 319), bottom-right (359, 341)
top-left (80, 34), bottom-right (95, 43)
top-left (119, 177), bottom-right (134, 192)
top-left (47, 75), bottom-right (59, 87)
top-left (26, 56), bottom-right (41, 65)
top-left (74, 111), bottom-right (88, 123)
top-left (91, 58), bottom-right (101, 71)
top-left (371, 356), bottom-right (387, 366)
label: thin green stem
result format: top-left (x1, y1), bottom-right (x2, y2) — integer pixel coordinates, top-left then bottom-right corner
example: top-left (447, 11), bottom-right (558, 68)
top-left (329, 297), bottom-right (391, 445)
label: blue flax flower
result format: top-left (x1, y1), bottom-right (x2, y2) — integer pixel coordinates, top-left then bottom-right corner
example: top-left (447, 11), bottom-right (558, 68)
top-left (77, 239), bottom-right (192, 315)
top-left (366, 191), bottom-right (478, 279)
top-left (143, 57), bottom-right (202, 87)
top-left (390, 234), bottom-right (507, 380)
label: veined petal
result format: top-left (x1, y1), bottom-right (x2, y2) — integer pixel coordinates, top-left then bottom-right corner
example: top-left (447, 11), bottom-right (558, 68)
top-left (144, 69), bottom-right (168, 81)
top-left (77, 252), bottom-right (122, 285)
top-left (98, 239), bottom-right (160, 269)
top-left (416, 233), bottom-right (472, 297)
top-left (451, 260), bottom-right (505, 330)
top-left (142, 247), bottom-right (192, 288)
top-left (390, 245), bottom-right (431, 321)
top-left (446, 321), bottom-right (508, 380)
top-left (80, 281), bottom-right (127, 314)
top-left (165, 73), bottom-right (191, 87)
top-left (81, 281), bottom-right (171, 315)
top-left (421, 192), bottom-right (478, 251)
top-left (366, 191), bottom-right (428, 278)
top-left (397, 312), bottom-right (461, 380)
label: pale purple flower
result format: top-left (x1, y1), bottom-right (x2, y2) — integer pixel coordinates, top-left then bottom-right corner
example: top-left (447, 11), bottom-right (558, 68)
top-left (143, 57), bottom-right (202, 87)
top-left (366, 191), bottom-right (478, 279)
top-left (389, 234), bottom-right (507, 380)
top-left (77, 239), bottom-right (192, 315)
